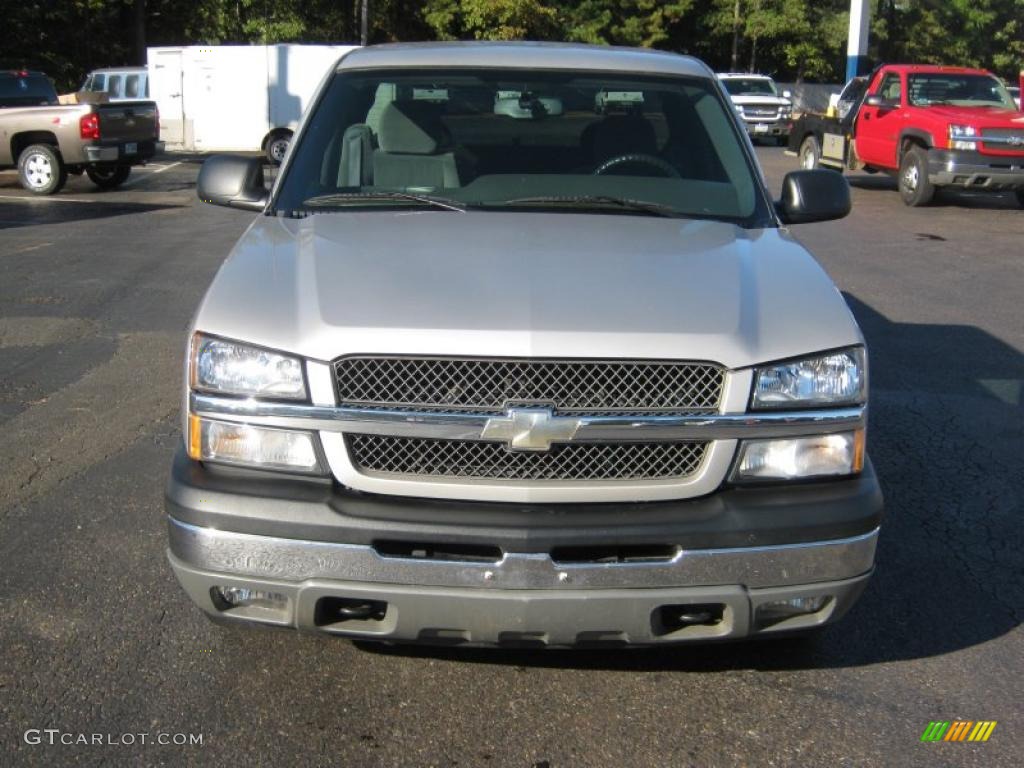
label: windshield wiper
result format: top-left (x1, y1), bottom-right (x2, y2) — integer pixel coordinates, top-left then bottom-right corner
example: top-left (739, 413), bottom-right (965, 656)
top-left (482, 195), bottom-right (690, 218)
top-left (302, 191), bottom-right (465, 212)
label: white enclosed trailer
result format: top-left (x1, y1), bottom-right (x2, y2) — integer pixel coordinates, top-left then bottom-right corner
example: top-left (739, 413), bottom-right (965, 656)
top-left (147, 44), bottom-right (357, 162)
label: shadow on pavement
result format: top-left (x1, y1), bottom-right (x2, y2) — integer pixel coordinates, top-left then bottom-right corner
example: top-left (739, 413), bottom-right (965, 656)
top-left (356, 294), bottom-right (1023, 672)
top-left (847, 173), bottom-right (1021, 209)
top-left (0, 200), bottom-right (185, 229)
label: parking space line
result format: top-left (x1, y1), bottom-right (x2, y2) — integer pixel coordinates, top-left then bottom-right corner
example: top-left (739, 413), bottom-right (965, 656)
top-left (0, 196), bottom-right (96, 204)
top-left (122, 160), bottom-right (183, 188)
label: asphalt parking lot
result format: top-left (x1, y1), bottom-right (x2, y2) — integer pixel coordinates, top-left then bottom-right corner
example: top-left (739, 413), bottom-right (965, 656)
top-left (0, 148), bottom-right (1021, 767)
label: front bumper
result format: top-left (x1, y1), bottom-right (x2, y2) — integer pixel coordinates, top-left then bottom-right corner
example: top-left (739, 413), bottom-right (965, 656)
top-left (742, 120), bottom-right (791, 137)
top-left (927, 148), bottom-right (1024, 189)
top-left (165, 449), bottom-right (882, 646)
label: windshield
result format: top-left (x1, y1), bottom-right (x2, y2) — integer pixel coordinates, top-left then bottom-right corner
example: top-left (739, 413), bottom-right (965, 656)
top-left (908, 74), bottom-right (1016, 108)
top-left (275, 68), bottom-right (770, 226)
top-left (721, 78), bottom-right (778, 97)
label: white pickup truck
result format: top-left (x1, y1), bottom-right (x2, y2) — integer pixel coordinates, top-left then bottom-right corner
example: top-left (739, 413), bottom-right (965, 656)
top-left (168, 42), bottom-right (882, 647)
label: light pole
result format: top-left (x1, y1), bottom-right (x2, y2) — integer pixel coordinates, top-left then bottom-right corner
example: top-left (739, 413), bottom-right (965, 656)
top-left (846, 0), bottom-right (870, 82)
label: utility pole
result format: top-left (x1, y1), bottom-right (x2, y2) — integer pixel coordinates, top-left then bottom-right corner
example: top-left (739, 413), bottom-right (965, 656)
top-left (360, 0), bottom-right (369, 46)
top-left (730, 0), bottom-right (741, 71)
top-left (846, 0), bottom-right (870, 82)
top-left (134, 0), bottom-right (146, 65)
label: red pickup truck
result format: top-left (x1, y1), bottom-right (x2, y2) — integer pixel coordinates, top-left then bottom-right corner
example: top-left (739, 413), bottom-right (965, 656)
top-left (787, 64), bottom-right (1024, 206)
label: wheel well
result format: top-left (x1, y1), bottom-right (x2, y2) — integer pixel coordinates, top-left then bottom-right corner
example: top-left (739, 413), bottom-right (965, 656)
top-left (12, 131), bottom-right (60, 161)
top-left (261, 128), bottom-right (293, 150)
top-left (899, 135), bottom-right (929, 162)
top-left (798, 132), bottom-right (818, 149)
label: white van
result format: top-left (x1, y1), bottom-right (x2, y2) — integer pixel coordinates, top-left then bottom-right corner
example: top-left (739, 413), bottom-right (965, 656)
top-left (81, 67), bottom-right (149, 101)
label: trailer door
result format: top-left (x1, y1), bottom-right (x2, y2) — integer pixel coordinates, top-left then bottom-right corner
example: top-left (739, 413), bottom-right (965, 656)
top-left (149, 49), bottom-right (184, 146)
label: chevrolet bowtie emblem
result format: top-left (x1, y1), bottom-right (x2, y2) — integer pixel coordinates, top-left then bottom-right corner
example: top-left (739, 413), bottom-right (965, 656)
top-left (481, 407), bottom-right (581, 451)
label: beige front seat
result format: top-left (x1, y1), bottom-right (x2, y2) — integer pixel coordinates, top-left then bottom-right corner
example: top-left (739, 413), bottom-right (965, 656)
top-left (372, 102), bottom-right (460, 190)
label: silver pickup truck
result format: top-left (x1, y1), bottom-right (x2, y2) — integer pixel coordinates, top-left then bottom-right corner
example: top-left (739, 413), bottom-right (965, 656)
top-left (169, 42), bottom-right (883, 647)
top-left (0, 70), bottom-right (161, 194)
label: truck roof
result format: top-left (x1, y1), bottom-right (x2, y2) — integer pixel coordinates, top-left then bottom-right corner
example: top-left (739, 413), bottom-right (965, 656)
top-left (336, 41), bottom-right (709, 78)
top-left (878, 63), bottom-right (995, 76)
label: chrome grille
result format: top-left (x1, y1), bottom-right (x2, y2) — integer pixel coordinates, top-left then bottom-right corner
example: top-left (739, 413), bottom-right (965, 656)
top-left (980, 128), bottom-right (1024, 151)
top-left (346, 434), bottom-right (708, 481)
top-left (333, 357), bottom-right (724, 415)
top-left (744, 106), bottom-right (779, 118)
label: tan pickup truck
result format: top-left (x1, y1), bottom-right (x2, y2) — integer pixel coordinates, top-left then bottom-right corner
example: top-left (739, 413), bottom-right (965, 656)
top-left (0, 69), bottom-right (162, 194)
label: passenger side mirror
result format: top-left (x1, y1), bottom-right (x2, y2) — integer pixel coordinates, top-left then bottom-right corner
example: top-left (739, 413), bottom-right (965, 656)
top-left (197, 155), bottom-right (269, 211)
top-left (776, 170), bottom-right (851, 225)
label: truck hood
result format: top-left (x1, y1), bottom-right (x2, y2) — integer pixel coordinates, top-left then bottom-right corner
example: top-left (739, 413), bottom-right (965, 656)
top-left (916, 104), bottom-right (1024, 126)
top-left (193, 211), bottom-right (862, 370)
top-left (729, 94), bottom-right (791, 108)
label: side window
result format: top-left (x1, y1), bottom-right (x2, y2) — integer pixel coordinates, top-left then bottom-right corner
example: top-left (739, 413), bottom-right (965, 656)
top-left (88, 74), bottom-right (106, 93)
top-left (878, 74), bottom-right (902, 103)
top-left (107, 74), bottom-right (123, 97)
top-left (125, 75), bottom-right (140, 98)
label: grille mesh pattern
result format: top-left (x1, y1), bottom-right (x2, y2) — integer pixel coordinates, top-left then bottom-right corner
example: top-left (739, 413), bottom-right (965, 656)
top-left (334, 357), bottom-right (723, 415)
top-left (347, 434), bottom-right (708, 481)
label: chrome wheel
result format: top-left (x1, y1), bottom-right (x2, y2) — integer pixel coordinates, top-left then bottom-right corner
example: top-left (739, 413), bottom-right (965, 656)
top-left (268, 137), bottom-right (289, 164)
top-left (798, 136), bottom-right (820, 170)
top-left (23, 152), bottom-right (53, 190)
top-left (902, 164), bottom-right (919, 192)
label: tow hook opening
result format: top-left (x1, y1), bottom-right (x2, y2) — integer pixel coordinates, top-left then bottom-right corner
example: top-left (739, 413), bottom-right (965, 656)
top-left (653, 603), bottom-right (726, 636)
top-left (315, 597), bottom-right (388, 626)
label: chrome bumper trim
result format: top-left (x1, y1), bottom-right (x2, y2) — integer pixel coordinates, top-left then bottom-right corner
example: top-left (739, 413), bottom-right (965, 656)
top-left (167, 516), bottom-right (879, 590)
top-left (189, 392), bottom-right (865, 443)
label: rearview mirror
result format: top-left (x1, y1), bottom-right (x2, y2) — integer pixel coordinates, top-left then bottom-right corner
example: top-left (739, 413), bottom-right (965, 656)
top-left (776, 170), bottom-right (851, 225)
top-left (197, 155), bottom-right (268, 211)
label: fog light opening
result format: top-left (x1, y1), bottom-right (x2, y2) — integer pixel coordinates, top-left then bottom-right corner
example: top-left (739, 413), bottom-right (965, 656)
top-left (756, 595), bottom-right (832, 628)
top-left (210, 586), bottom-right (289, 612)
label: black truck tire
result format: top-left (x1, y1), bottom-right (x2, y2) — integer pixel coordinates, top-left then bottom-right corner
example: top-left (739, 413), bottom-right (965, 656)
top-left (898, 147), bottom-right (935, 207)
top-left (17, 144), bottom-right (67, 195)
top-left (1015, 189), bottom-right (1024, 209)
top-left (86, 165), bottom-right (132, 190)
top-left (798, 135), bottom-right (821, 170)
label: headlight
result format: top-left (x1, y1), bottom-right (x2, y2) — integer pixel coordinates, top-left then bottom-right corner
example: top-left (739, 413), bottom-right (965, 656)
top-left (949, 124), bottom-right (978, 151)
top-left (190, 333), bottom-right (306, 399)
top-left (752, 348), bottom-right (865, 409)
top-left (733, 431), bottom-right (865, 482)
top-left (188, 416), bottom-right (323, 473)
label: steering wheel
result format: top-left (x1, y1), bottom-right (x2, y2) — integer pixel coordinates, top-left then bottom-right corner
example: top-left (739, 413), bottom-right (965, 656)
top-left (594, 153), bottom-right (680, 178)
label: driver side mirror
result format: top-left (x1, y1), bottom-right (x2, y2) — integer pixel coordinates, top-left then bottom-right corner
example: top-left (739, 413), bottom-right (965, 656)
top-left (782, 89), bottom-right (792, 99)
top-left (197, 155), bottom-right (269, 211)
top-left (776, 170), bottom-right (851, 225)
top-left (864, 94), bottom-right (899, 110)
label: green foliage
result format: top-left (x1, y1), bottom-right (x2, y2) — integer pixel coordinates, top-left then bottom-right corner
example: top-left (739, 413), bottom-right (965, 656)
top-left (423, 0), bottom-right (561, 40)
top-left (5, 0), bottom-right (1023, 92)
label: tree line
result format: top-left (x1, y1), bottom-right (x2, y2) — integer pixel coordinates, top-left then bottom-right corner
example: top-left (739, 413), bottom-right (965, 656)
top-left (7, 0), bottom-right (1024, 92)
